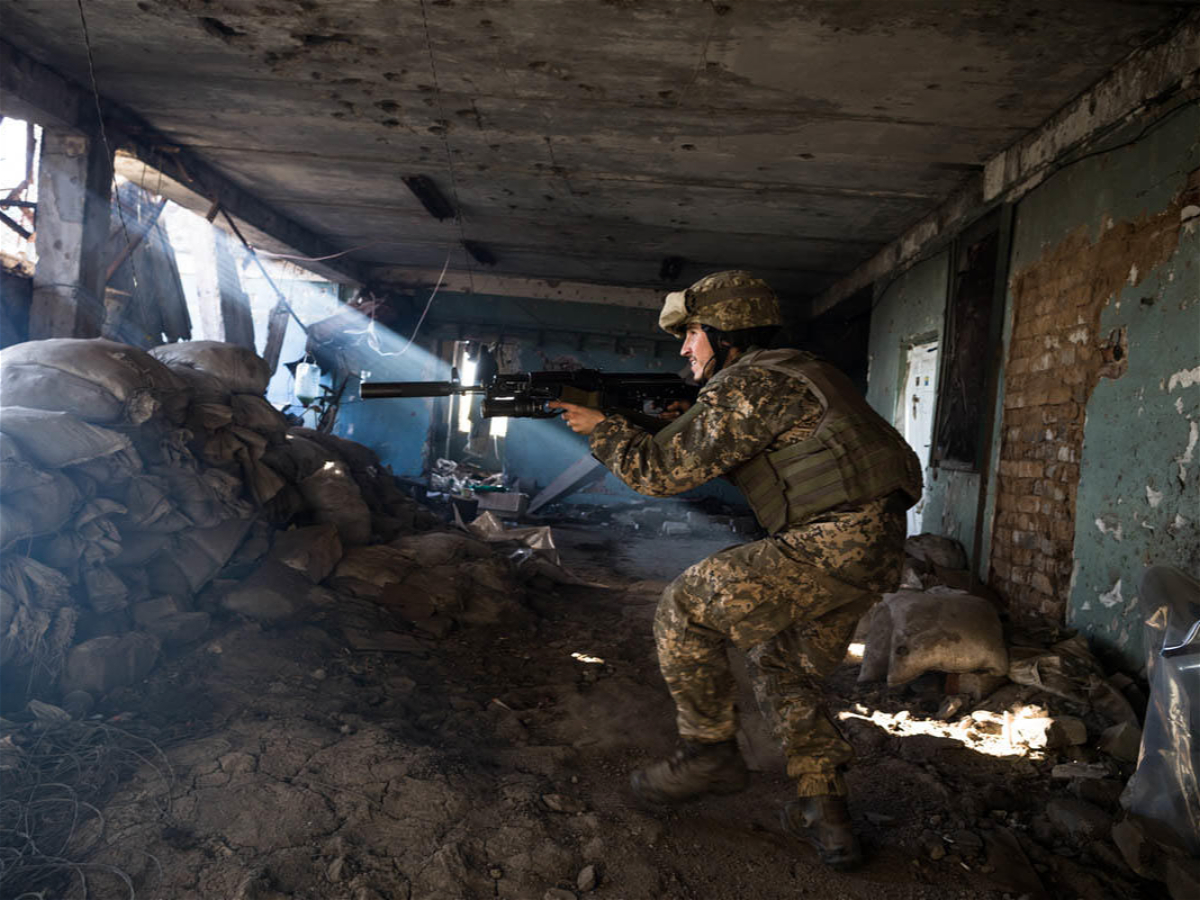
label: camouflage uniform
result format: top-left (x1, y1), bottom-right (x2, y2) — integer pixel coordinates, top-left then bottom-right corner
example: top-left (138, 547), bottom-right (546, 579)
top-left (589, 356), bottom-right (908, 797)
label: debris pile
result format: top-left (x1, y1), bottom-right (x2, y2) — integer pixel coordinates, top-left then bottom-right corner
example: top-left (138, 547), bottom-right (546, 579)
top-left (853, 534), bottom-right (1197, 899)
top-left (0, 337), bottom-right (441, 706)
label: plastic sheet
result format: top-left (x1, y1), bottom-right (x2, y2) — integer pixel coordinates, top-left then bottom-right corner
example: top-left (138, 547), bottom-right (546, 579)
top-left (1121, 566), bottom-right (1200, 854)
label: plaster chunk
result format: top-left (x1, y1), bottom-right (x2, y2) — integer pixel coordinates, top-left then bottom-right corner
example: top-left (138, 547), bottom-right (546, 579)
top-left (1166, 366), bottom-right (1200, 392)
top-left (1099, 579), bottom-right (1123, 609)
top-left (1181, 204), bottom-right (1200, 222)
top-left (1146, 486), bottom-right (1163, 508)
top-left (1094, 518), bottom-right (1123, 541)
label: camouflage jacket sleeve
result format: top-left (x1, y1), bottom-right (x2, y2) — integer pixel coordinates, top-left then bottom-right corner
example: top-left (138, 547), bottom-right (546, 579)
top-left (588, 365), bottom-right (819, 497)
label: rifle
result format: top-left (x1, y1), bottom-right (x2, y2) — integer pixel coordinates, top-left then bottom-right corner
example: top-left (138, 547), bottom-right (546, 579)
top-left (360, 368), bottom-right (697, 432)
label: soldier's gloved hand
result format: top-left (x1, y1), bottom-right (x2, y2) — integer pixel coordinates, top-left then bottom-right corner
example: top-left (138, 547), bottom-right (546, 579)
top-left (548, 401), bottom-right (606, 436)
top-left (660, 400), bottom-right (693, 421)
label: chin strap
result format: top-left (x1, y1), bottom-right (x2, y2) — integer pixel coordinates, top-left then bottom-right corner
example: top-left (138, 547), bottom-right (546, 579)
top-left (701, 325), bottom-right (731, 376)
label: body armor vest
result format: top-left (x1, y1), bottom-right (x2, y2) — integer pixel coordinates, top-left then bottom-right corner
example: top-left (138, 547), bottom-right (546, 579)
top-left (725, 350), bottom-right (922, 533)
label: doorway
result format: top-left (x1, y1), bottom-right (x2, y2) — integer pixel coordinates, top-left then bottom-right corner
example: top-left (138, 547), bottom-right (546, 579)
top-left (903, 340), bottom-right (939, 534)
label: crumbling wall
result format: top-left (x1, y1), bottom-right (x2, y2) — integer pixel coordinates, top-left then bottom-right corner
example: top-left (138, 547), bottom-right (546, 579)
top-left (865, 251), bottom-right (948, 423)
top-left (992, 103), bottom-right (1200, 665)
top-left (864, 251), bottom-right (986, 555)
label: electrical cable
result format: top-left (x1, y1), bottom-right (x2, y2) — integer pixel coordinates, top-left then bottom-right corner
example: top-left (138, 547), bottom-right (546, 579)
top-left (76, 0), bottom-right (141, 300)
top-left (418, 0), bottom-right (475, 295)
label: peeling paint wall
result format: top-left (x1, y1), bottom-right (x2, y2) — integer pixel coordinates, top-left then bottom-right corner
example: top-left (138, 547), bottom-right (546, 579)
top-left (865, 252), bottom-right (948, 423)
top-left (995, 103), bottom-right (1200, 667)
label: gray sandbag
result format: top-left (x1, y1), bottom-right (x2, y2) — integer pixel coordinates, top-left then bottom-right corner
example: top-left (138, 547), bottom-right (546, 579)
top-left (0, 407), bottom-right (135, 470)
top-left (151, 465), bottom-right (251, 527)
top-left (0, 338), bottom-right (187, 425)
top-left (0, 556), bottom-right (75, 672)
top-left (231, 394), bottom-right (288, 438)
top-left (35, 498), bottom-right (126, 572)
top-left (60, 632), bottom-right (160, 695)
top-left (220, 559), bottom-right (315, 623)
top-left (858, 589), bottom-right (1008, 686)
top-left (0, 433), bottom-right (52, 493)
top-left (146, 517), bottom-right (255, 596)
top-left (299, 461), bottom-right (372, 546)
top-left (905, 534), bottom-right (968, 571)
top-left (150, 340), bottom-right (271, 396)
top-left (270, 523), bottom-right (343, 583)
top-left (83, 566), bottom-right (130, 614)
top-left (292, 427), bottom-right (379, 474)
top-left (330, 540), bottom-right (524, 628)
top-left (261, 434), bottom-right (335, 483)
top-left (118, 475), bottom-right (192, 533)
top-left (109, 531), bottom-right (174, 568)
top-left (189, 403), bottom-right (235, 432)
top-left (0, 470), bottom-right (81, 551)
top-left (168, 366), bottom-right (231, 405)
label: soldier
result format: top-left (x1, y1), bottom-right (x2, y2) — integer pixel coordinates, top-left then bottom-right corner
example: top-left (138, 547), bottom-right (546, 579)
top-left (550, 271), bottom-right (921, 871)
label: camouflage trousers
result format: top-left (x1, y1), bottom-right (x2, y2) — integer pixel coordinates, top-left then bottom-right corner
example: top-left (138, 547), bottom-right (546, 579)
top-left (653, 507), bottom-right (903, 798)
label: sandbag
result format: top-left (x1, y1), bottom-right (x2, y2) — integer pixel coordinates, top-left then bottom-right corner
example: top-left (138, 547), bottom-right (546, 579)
top-left (261, 434), bottom-right (335, 483)
top-left (858, 590), bottom-right (1008, 686)
top-left (0, 338), bottom-right (187, 425)
top-left (150, 341), bottom-right (271, 396)
top-left (0, 470), bottom-right (81, 550)
top-left (83, 566), bottom-right (129, 614)
top-left (169, 365), bottom-right (231, 405)
top-left (0, 407), bottom-right (134, 469)
top-left (118, 475), bottom-right (192, 532)
top-left (0, 433), bottom-right (52, 493)
top-left (905, 534), bottom-right (968, 571)
top-left (146, 517), bottom-right (254, 596)
top-left (109, 530), bottom-right (174, 568)
top-left (0, 556), bottom-right (75, 672)
top-left (293, 426), bottom-right (379, 474)
top-left (299, 461), bottom-right (372, 546)
top-left (151, 465), bottom-right (251, 527)
top-left (231, 394), bottom-right (288, 437)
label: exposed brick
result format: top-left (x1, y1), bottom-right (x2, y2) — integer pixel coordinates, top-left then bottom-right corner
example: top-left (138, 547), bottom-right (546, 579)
top-left (1031, 572), bottom-right (1054, 594)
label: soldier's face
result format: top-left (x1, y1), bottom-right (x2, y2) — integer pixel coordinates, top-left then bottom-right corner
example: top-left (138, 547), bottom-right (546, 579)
top-left (681, 324), bottom-right (716, 382)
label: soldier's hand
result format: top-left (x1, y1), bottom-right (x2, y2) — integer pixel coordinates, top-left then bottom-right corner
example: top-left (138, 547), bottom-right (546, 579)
top-left (548, 401), bottom-right (606, 436)
top-left (660, 400), bottom-right (693, 421)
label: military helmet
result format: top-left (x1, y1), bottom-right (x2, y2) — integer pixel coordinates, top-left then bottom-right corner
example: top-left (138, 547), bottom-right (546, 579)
top-left (659, 270), bottom-right (783, 338)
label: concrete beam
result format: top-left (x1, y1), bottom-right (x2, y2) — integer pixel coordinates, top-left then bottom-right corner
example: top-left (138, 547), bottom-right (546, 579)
top-left (0, 37), bottom-right (367, 287)
top-left (373, 268), bottom-right (666, 311)
top-left (810, 10), bottom-right (1200, 319)
top-left (30, 128), bottom-right (113, 339)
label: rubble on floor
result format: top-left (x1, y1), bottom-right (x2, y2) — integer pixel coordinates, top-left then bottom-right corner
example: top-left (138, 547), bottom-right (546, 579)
top-left (850, 532), bottom-right (1197, 899)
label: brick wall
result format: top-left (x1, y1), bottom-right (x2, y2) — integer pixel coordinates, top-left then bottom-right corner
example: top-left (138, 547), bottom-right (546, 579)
top-left (991, 187), bottom-right (1190, 623)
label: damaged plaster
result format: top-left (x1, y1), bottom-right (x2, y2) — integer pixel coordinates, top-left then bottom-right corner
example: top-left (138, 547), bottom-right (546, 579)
top-left (990, 99), bottom-right (1200, 654)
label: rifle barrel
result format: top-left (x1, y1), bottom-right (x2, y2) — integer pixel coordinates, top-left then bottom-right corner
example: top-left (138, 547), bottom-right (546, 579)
top-left (360, 381), bottom-right (478, 399)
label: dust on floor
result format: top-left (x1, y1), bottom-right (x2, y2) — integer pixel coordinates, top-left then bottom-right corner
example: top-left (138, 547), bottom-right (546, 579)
top-left (56, 526), bottom-right (1152, 900)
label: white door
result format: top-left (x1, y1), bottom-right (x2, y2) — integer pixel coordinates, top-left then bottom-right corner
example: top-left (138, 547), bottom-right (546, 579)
top-left (903, 341), bottom-right (939, 535)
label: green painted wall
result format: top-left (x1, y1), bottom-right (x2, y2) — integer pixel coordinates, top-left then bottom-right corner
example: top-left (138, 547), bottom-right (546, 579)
top-left (865, 252), bottom-right (949, 422)
top-left (1005, 103), bottom-right (1200, 668)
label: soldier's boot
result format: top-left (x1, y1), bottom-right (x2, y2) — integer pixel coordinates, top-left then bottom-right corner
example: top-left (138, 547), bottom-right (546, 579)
top-left (781, 795), bottom-right (863, 871)
top-left (630, 740), bottom-right (749, 805)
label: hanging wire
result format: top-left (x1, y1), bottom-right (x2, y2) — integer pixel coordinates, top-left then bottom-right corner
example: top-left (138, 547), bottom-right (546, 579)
top-left (75, 0), bottom-right (140, 300)
top-left (418, 0), bottom-right (475, 294)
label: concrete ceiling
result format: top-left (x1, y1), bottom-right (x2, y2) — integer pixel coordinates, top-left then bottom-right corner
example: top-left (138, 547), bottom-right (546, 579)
top-left (0, 0), bottom-right (1191, 307)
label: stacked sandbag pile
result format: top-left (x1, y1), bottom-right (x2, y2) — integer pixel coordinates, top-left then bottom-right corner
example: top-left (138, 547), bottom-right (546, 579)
top-left (0, 337), bottom-right (437, 704)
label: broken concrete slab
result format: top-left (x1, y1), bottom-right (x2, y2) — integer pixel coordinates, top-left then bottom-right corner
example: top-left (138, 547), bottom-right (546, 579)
top-left (270, 523), bottom-right (343, 583)
top-left (61, 632), bottom-right (160, 695)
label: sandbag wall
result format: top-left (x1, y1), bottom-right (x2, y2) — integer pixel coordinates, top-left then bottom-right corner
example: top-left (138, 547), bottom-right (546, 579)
top-left (0, 338), bottom-right (434, 702)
